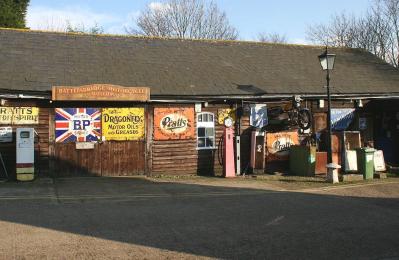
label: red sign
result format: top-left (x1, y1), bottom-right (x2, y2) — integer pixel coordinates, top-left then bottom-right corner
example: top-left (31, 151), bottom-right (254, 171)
top-left (266, 131), bottom-right (299, 162)
top-left (154, 107), bottom-right (195, 140)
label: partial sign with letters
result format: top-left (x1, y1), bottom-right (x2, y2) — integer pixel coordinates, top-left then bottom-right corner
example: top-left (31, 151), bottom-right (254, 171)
top-left (102, 108), bottom-right (145, 141)
top-left (55, 108), bottom-right (101, 142)
top-left (76, 142), bottom-right (95, 150)
top-left (0, 127), bottom-right (12, 142)
top-left (266, 131), bottom-right (299, 162)
top-left (154, 107), bottom-right (195, 140)
top-left (0, 107), bottom-right (39, 125)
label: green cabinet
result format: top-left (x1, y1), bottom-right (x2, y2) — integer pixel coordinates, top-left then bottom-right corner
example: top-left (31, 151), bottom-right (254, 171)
top-left (356, 148), bottom-right (375, 180)
top-left (289, 145), bottom-right (316, 176)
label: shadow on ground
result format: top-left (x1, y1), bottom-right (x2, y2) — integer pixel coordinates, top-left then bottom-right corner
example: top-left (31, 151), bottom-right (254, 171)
top-left (0, 176), bottom-right (398, 259)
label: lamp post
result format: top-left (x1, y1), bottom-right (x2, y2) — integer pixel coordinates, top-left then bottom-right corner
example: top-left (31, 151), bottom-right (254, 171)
top-left (318, 47), bottom-right (339, 183)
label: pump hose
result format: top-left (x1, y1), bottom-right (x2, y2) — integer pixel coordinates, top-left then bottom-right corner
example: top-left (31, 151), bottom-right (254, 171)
top-left (217, 132), bottom-right (225, 166)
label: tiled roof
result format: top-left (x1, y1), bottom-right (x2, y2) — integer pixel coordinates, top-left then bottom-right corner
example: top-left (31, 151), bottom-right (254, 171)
top-left (1, 28), bottom-right (399, 97)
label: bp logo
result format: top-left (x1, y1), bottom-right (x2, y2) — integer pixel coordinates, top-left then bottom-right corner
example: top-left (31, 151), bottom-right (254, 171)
top-left (55, 108), bottom-right (101, 142)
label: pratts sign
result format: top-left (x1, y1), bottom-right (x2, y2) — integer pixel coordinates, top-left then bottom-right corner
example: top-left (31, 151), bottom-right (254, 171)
top-left (0, 107), bottom-right (39, 124)
top-left (154, 107), bottom-right (195, 140)
top-left (266, 131), bottom-right (299, 162)
top-left (52, 84), bottom-right (150, 101)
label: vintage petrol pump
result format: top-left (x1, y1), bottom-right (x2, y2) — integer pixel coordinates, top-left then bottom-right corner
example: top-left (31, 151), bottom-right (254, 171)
top-left (16, 128), bottom-right (35, 181)
top-left (250, 130), bottom-right (266, 173)
top-left (249, 104), bottom-right (268, 174)
top-left (223, 117), bottom-right (236, 177)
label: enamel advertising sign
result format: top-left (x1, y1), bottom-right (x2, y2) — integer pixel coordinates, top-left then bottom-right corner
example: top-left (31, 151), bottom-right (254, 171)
top-left (266, 130), bottom-right (299, 162)
top-left (0, 107), bottom-right (39, 124)
top-left (217, 108), bottom-right (236, 125)
top-left (102, 108), bottom-right (145, 141)
top-left (55, 108), bottom-right (101, 143)
top-left (154, 107), bottom-right (194, 140)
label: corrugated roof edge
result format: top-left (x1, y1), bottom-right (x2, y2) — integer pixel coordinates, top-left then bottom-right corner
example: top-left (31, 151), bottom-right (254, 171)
top-left (0, 27), bottom-right (367, 53)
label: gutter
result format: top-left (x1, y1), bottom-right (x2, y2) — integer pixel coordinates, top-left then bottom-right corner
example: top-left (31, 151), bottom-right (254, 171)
top-left (0, 93), bottom-right (50, 99)
top-left (2, 90), bottom-right (399, 102)
top-left (150, 93), bottom-right (399, 101)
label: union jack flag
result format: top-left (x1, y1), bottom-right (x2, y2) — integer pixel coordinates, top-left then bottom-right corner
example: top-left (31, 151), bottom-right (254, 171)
top-left (55, 108), bottom-right (101, 143)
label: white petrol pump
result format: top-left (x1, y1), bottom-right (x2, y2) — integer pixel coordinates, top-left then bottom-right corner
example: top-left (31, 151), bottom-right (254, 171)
top-left (16, 128), bottom-right (35, 181)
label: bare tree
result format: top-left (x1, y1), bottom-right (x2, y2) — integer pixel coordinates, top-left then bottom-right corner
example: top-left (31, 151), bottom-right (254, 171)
top-left (306, 0), bottom-right (399, 68)
top-left (66, 21), bottom-right (104, 34)
top-left (126, 0), bottom-right (238, 40)
top-left (257, 32), bottom-right (287, 43)
top-left (33, 19), bottom-right (104, 34)
top-left (307, 12), bottom-right (360, 47)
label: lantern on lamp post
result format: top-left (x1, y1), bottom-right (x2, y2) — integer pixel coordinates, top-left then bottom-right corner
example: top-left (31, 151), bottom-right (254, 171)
top-left (318, 47), bottom-right (339, 183)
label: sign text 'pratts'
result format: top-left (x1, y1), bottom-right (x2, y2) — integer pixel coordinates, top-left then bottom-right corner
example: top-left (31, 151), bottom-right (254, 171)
top-left (154, 107), bottom-right (194, 140)
top-left (52, 84), bottom-right (150, 101)
top-left (0, 107), bottom-right (39, 125)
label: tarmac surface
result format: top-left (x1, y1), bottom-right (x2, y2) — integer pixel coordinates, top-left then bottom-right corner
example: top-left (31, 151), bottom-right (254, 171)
top-left (0, 176), bottom-right (398, 259)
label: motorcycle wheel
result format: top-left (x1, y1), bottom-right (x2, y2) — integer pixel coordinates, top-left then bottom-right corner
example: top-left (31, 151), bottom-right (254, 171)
top-left (298, 109), bottom-right (312, 130)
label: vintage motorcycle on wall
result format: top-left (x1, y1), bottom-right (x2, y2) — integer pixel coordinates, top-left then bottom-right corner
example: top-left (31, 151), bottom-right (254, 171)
top-left (266, 96), bottom-right (312, 132)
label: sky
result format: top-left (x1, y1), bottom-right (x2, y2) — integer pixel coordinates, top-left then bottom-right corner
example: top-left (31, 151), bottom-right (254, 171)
top-left (26, 0), bottom-right (372, 44)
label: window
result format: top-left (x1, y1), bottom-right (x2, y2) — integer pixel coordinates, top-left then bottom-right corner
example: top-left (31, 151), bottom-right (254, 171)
top-left (197, 112), bottom-right (215, 149)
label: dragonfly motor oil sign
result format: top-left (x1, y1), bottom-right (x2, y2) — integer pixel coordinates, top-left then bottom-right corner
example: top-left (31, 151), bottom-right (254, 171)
top-left (55, 108), bottom-right (101, 142)
top-left (102, 108), bottom-right (145, 141)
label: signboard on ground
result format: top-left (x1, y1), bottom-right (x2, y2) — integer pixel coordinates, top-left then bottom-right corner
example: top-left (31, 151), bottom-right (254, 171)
top-left (102, 108), bottom-right (145, 141)
top-left (374, 150), bottom-right (386, 171)
top-left (154, 107), bottom-right (195, 140)
top-left (55, 108), bottom-right (101, 142)
top-left (0, 107), bottom-right (39, 124)
top-left (345, 150), bottom-right (358, 171)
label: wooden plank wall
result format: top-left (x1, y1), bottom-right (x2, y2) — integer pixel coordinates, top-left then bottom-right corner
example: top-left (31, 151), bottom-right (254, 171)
top-left (53, 142), bottom-right (102, 177)
top-left (0, 99), bottom-right (368, 178)
top-left (53, 141), bottom-right (145, 177)
top-left (0, 100), bottom-right (50, 180)
top-left (150, 103), bottom-right (231, 176)
top-left (199, 104), bottom-right (230, 175)
top-left (50, 104), bottom-right (146, 177)
top-left (151, 104), bottom-right (197, 175)
top-left (239, 111), bottom-right (252, 173)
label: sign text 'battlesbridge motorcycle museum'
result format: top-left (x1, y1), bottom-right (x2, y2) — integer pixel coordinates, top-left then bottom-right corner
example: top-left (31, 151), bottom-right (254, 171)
top-left (52, 84), bottom-right (150, 101)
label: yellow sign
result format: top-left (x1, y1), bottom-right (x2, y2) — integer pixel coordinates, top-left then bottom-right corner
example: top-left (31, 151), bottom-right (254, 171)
top-left (102, 108), bottom-right (145, 141)
top-left (217, 108), bottom-right (236, 125)
top-left (0, 107), bottom-right (39, 124)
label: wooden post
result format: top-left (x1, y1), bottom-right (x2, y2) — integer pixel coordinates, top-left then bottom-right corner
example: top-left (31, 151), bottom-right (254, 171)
top-left (145, 104), bottom-right (153, 176)
top-left (48, 107), bottom-right (56, 178)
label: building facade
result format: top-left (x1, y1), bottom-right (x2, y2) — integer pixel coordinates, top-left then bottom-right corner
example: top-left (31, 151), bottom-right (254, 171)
top-left (1, 29), bottom-right (399, 179)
